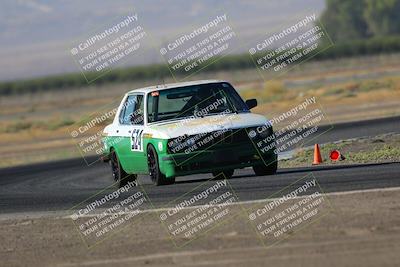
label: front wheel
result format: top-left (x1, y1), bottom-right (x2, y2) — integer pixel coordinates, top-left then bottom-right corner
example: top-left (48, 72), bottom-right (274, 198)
top-left (110, 149), bottom-right (137, 188)
top-left (253, 161), bottom-right (277, 176)
top-left (147, 145), bottom-right (175, 186)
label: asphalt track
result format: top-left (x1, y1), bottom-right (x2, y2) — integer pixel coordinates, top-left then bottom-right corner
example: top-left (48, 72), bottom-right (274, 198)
top-left (0, 116), bottom-right (399, 215)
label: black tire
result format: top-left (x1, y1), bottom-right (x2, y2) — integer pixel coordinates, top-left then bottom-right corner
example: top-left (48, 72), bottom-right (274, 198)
top-left (147, 145), bottom-right (175, 186)
top-left (110, 149), bottom-right (137, 188)
top-left (212, 169), bottom-right (234, 179)
top-left (253, 161), bottom-right (278, 176)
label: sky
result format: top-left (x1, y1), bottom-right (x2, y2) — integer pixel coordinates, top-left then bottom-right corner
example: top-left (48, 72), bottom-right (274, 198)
top-left (0, 0), bottom-right (325, 81)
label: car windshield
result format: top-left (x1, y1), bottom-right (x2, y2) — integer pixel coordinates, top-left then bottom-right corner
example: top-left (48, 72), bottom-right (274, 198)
top-left (147, 82), bottom-right (249, 123)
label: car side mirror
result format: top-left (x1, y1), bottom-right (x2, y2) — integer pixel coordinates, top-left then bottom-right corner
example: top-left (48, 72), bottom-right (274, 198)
top-left (245, 99), bottom-right (257, 110)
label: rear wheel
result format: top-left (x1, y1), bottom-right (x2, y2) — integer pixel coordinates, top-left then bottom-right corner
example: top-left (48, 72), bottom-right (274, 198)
top-left (253, 161), bottom-right (277, 176)
top-left (147, 145), bottom-right (175, 186)
top-left (109, 149), bottom-right (137, 188)
top-left (212, 169), bottom-right (234, 179)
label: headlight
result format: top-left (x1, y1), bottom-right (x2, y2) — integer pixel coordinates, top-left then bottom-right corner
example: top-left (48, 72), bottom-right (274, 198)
top-left (167, 135), bottom-right (195, 154)
top-left (258, 125), bottom-right (272, 138)
top-left (186, 138), bottom-right (196, 146)
top-left (247, 124), bottom-right (274, 140)
top-left (248, 129), bottom-right (257, 139)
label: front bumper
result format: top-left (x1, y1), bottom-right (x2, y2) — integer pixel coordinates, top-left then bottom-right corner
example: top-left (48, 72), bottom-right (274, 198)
top-left (160, 143), bottom-right (277, 177)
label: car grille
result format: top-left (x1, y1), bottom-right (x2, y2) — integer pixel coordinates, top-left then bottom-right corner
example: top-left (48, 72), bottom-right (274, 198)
top-left (167, 128), bottom-right (252, 154)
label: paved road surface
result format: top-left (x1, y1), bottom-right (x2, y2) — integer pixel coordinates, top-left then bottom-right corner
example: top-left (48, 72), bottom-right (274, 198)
top-left (0, 116), bottom-right (399, 214)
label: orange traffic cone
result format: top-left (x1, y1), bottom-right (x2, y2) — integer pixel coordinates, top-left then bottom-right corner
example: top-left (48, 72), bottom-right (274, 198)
top-left (312, 144), bottom-right (323, 165)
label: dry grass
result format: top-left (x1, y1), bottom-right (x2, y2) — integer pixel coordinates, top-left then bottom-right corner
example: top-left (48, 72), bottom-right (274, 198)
top-left (1, 53), bottom-right (400, 168)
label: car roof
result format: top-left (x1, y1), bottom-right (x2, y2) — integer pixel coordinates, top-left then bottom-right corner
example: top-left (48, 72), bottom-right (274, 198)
top-left (126, 79), bottom-right (227, 94)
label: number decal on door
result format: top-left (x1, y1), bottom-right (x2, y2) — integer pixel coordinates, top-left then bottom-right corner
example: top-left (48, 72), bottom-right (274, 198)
top-left (131, 129), bottom-right (143, 151)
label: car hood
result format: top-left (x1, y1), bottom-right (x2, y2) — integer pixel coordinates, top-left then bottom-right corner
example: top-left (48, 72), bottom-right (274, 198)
top-left (146, 112), bottom-right (269, 139)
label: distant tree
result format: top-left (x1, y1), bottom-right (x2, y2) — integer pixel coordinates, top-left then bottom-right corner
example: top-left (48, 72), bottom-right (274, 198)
top-left (321, 0), bottom-right (400, 42)
top-left (364, 0), bottom-right (400, 36)
top-left (321, 0), bottom-right (369, 42)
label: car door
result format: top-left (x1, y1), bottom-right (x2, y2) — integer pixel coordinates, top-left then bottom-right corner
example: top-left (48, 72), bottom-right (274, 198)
top-left (115, 93), bottom-right (147, 174)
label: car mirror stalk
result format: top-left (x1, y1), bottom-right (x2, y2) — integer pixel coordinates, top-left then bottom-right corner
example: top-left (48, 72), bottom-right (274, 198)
top-left (245, 99), bottom-right (257, 110)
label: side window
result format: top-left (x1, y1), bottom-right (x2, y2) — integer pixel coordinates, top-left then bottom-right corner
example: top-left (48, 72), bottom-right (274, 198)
top-left (119, 95), bottom-right (144, 125)
top-left (118, 98), bottom-right (128, 124)
top-left (131, 95), bottom-right (144, 125)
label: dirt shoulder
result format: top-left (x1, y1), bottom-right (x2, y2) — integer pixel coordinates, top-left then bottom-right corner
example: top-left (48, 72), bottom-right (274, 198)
top-left (1, 188), bottom-right (399, 267)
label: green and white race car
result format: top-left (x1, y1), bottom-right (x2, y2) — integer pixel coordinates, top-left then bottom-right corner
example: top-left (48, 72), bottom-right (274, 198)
top-left (102, 80), bottom-right (277, 187)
